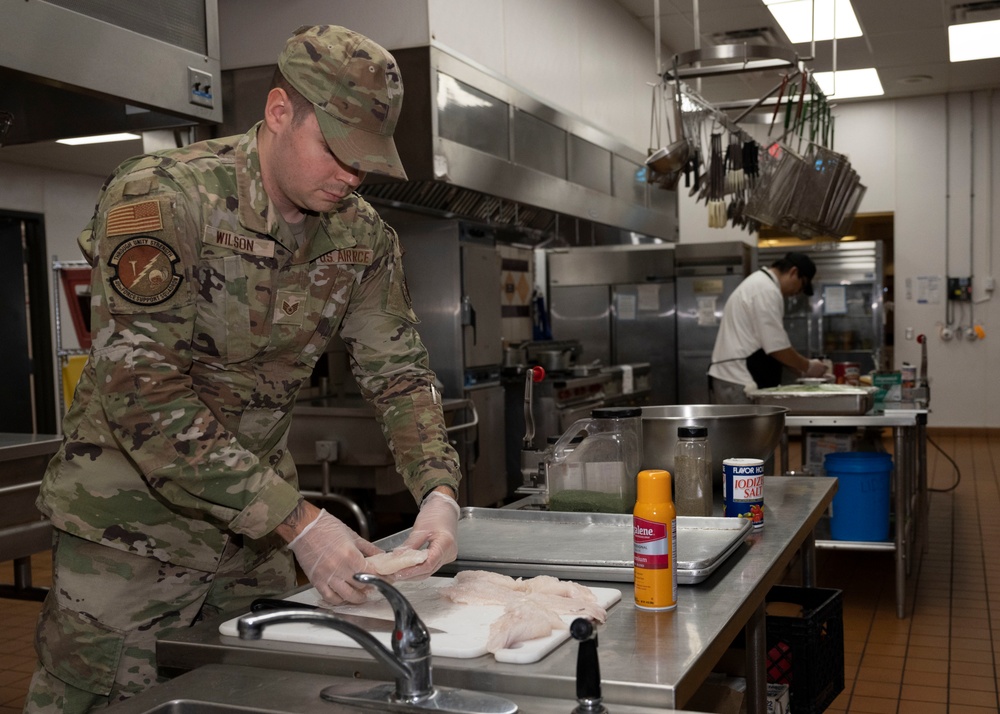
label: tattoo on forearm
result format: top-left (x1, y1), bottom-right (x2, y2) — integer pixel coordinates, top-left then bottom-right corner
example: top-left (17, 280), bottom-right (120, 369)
top-left (283, 498), bottom-right (309, 528)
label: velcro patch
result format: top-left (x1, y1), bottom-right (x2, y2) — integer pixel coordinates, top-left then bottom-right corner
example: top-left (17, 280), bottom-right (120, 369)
top-left (106, 200), bottom-right (163, 237)
top-left (318, 248), bottom-right (374, 265)
top-left (108, 236), bottom-right (183, 305)
top-left (204, 226), bottom-right (275, 258)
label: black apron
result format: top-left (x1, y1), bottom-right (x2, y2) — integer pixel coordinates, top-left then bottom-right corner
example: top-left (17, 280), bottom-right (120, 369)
top-left (711, 268), bottom-right (784, 389)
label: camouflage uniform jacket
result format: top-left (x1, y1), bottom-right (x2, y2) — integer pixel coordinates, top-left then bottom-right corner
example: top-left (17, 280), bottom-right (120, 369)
top-left (37, 123), bottom-right (461, 572)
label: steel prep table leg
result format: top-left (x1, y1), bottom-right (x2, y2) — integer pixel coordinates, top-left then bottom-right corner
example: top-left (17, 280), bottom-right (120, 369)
top-left (801, 531), bottom-right (817, 587)
top-left (917, 417), bottom-right (929, 558)
top-left (745, 601), bottom-right (767, 714)
top-left (893, 424), bottom-right (908, 619)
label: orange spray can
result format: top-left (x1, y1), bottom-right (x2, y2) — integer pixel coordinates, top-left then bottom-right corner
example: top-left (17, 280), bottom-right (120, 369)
top-left (633, 469), bottom-right (677, 611)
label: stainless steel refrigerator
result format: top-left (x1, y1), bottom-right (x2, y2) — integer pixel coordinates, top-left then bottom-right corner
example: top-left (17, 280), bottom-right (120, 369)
top-left (394, 217), bottom-right (508, 508)
top-left (758, 241), bottom-right (885, 376)
top-left (545, 245), bottom-right (677, 406)
top-left (674, 242), bottom-right (757, 404)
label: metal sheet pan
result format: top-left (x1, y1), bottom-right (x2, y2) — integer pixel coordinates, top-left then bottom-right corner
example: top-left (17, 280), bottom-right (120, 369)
top-left (376, 507), bottom-right (753, 585)
top-left (748, 385), bottom-right (877, 415)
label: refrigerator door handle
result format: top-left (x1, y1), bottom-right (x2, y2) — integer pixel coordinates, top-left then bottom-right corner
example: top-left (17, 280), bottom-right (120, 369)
top-left (461, 294), bottom-right (477, 344)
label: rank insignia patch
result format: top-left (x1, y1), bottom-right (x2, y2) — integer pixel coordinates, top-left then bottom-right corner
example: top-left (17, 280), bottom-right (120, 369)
top-left (109, 236), bottom-right (183, 305)
top-left (274, 290), bottom-right (306, 324)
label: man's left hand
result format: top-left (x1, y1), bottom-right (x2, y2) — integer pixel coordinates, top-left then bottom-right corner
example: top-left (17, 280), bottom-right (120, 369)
top-left (394, 490), bottom-right (459, 580)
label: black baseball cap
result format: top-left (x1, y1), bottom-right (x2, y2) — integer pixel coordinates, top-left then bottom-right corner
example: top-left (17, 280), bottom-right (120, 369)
top-left (784, 252), bottom-right (816, 296)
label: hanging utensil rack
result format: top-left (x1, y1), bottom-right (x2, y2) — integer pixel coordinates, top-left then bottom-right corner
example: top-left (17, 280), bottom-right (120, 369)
top-left (660, 43), bottom-right (862, 238)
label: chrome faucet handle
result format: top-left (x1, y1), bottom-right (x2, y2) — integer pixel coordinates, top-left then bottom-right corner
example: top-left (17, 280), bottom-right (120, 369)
top-left (353, 573), bottom-right (433, 698)
top-left (238, 577), bottom-right (519, 714)
top-left (237, 608), bottom-right (412, 684)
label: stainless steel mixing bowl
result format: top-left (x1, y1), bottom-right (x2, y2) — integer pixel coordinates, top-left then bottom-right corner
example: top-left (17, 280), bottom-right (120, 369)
top-left (641, 404), bottom-right (788, 483)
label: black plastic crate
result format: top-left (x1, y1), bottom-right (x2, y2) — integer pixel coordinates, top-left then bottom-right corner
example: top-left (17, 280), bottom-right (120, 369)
top-left (765, 585), bottom-right (845, 714)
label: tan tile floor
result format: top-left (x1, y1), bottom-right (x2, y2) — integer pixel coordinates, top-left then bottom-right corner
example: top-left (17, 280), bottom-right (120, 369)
top-left (2, 430), bottom-right (997, 714)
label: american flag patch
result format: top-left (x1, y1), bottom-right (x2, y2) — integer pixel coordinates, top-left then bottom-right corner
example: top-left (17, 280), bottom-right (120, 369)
top-left (106, 200), bottom-right (163, 237)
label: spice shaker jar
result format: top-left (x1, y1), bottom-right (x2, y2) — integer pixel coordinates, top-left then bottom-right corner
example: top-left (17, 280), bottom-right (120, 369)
top-left (673, 426), bottom-right (713, 516)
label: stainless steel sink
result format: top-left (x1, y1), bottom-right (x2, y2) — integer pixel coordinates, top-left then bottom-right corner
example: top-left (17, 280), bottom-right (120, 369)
top-left (104, 664), bottom-right (691, 714)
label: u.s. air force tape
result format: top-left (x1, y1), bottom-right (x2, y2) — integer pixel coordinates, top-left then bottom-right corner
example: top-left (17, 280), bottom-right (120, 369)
top-left (109, 236), bottom-right (183, 305)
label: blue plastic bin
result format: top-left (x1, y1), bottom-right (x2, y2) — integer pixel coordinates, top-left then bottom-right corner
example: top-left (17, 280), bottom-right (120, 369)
top-left (823, 451), bottom-right (893, 541)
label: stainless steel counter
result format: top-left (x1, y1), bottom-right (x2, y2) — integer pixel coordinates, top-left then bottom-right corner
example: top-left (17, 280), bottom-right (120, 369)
top-left (156, 477), bottom-right (835, 714)
top-left (105, 663), bottom-right (705, 714)
top-left (781, 405), bottom-right (929, 618)
top-left (0, 432), bottom-right (61, 600)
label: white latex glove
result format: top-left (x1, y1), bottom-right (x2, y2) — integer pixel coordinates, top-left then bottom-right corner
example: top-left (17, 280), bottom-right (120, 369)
top-left (393, 491), bottom-right (460, 581)
top-left (804, 359), bottom-right (829, 378)
top-left (286, 509), bottom-right (382, 605)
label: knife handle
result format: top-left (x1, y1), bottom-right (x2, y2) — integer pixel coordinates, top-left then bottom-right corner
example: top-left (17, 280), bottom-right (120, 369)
top-left (250, 598), bottom-right (317, 613)
top-left (571, 618), bottom-right (605, 709)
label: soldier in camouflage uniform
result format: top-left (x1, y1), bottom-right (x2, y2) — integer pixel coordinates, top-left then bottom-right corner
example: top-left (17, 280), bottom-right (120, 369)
top-left (25, 25), bottom-right (462, 714)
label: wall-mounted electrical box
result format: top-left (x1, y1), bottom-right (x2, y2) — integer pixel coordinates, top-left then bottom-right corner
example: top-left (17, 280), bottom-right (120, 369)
top-left (947, 276), bottom-right (972, 301)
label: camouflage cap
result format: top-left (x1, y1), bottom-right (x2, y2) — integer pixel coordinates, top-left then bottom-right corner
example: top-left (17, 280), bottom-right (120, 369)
top-left (278, 24), bottom-right (407, 180)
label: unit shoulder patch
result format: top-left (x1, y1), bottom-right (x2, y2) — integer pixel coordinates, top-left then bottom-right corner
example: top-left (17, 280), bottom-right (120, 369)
top-left (108, 236), bottom-right (183, 305)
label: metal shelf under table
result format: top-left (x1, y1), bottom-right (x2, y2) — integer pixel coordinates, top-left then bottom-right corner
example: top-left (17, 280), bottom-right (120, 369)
top-left (780, 406), bottom-right (928, 618)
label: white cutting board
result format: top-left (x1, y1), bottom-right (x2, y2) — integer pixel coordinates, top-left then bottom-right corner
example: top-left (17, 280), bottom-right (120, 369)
top-left (218, 576), bottom-right (620, 664)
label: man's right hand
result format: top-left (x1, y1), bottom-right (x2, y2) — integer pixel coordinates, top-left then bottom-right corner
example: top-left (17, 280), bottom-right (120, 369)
top-left (286, 509), bottom-right (382, 604)
top-left (804, 359), bottom-right (829, 378)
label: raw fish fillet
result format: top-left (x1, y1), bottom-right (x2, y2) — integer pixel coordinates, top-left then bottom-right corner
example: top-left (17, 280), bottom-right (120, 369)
top-left (514, 574), bottom-right (598, 602)
top-left (440, 570), bottom-right (608, 651)
top-left (453, 570), bottom-right (519, 589)
top-left (486, 602), bottom-right (567, 653)
top-left (365, 548), bottom-right (428, 575)
top-left (442, 572), bottom-right (606, 621)
top-left (523, 592), bottom-right (607, 623)
top-left (441, 576), bottom-right (524, 607)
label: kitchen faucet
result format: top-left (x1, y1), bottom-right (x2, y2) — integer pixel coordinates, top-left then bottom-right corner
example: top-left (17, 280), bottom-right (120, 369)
top-left (237, 573), bottom-right (518, 714)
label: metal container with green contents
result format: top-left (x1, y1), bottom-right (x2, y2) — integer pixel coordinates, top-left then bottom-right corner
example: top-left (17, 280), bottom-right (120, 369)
top-left (544, 407), bottom-right (642, 513)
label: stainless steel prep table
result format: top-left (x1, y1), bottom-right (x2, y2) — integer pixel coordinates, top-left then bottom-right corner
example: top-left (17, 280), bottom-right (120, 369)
top-left (780, 406), bottom-right (928, 618)
top-left (0, 432), bottom-right (61, 600)
top-left (155, 477), bottom-right (835, 714)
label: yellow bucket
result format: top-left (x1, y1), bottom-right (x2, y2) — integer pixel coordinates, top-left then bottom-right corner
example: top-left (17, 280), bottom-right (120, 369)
top-left (61, 355), bottom-right (88, 411)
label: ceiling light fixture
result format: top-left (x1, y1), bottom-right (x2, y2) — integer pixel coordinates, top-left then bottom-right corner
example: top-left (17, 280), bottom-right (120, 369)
top-left (762, 0), bottom-right (863, 44)
top-left (948, 19), bottom-right (1000, 62)
top-left (814, 68), bottom-right (884, 99)
top-left (56, 132), bottom-right (142, 146)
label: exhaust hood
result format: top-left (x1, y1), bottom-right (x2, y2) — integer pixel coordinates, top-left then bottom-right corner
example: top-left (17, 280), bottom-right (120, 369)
top-left (362, 45), bottom-right (677, 240)
top-left (221, 44), bottom-right (676, 241)
top-left (0, 0), bottom-right (222, 147)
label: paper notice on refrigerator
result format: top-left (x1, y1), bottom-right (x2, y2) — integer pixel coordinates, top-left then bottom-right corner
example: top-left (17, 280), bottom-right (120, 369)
top-left (696, 296), bottom-right (718, 326)
top-left (617, 293), bottom-right (637, 320)
top-left (637, 284), bottom-right (660, 311)
top-left (823, 285), bottom-right (847, 315)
